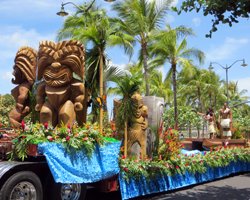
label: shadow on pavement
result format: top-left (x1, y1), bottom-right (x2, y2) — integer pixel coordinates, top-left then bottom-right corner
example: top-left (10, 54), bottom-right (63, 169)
top-left (85, 188), bottom-right (121, 200)
top-left (140, 185), bottom-right (250, 200)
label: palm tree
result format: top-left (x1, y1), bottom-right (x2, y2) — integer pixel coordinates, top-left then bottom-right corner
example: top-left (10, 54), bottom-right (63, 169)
top-left (227, 81), bottom-right (249, 106)
top-left (57, 5), bottom-right (133, 129)
top-left (151, 25), bottom-right (205, 129)
top-left (110, 74), bottom-right (142, 157)
top-left (149, 70), bottom-right (173, 103)
top-left (113, 0), bottom-right (171, 95)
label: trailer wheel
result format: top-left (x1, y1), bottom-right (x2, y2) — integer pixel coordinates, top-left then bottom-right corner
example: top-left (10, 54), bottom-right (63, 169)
top-left (52, 183), bottom-right (87, 200)
top-left (0, 171), bottom-right (43, 200)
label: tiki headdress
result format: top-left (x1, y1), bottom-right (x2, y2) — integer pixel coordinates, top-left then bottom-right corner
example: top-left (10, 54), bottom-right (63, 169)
top-left (12, 47), bottom-right (37, 84)
top-left (37, 40), bottom-right (85, 82)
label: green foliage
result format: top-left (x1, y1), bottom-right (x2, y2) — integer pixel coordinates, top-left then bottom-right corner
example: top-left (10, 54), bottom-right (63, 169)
top-left (113, 0), bottom-right (172, 95)
top-left (0, 94), bottom-right (15, 126)
top-left (110, 74), bottom-right (142, 130)
top-left (162, 106), bottom-right (203, 130)
top-left (120, 147), bottom-right (250, 182)
top-left (10, 122), bottom-right (107, 160)
top-left (232, 107), bottom-right (250, 139)
top-left (177, 0), bottom-right (250, 37)
top-left (158, 128), bottom-right (183, 160)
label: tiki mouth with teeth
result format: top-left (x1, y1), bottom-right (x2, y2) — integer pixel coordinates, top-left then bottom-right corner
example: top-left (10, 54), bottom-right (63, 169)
top-left (44, 67), bottom-right (72, 87)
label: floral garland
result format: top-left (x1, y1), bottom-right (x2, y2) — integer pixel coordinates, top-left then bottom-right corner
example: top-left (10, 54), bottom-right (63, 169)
top-left (10, 121), bottom-right (109, 160)
top-left (120, 147), bottom-right (250, 182)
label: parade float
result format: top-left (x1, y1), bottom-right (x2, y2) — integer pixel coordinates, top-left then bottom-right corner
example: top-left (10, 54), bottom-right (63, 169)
top-left (0, 40), bottom-right (249, 200)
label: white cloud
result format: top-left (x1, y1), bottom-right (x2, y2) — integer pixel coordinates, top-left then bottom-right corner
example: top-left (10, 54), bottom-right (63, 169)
top-left (192, 17), bottom-right (201, 27)
top-left (206, 37), bottom-right (249, 61)
top-left (236, 77), bottom-right (250, 98)
top-left (0, 0), bottom-right (58, 13)
top-left (146, 0), bottom-right (178, 7)
top-left (0, 26), bottom-right (55, 61)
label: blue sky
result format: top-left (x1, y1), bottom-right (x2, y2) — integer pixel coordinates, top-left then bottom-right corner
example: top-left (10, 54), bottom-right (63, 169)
top-left (1, 0), bottom-right (250, 102)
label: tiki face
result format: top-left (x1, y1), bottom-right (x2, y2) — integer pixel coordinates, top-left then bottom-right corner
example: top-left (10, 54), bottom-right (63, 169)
top-left (11, 47), bottom-right (37, 85)
top-left (12, 66), bottom-right (26, 84)
top-left (37, 40), bottom-right (85, 86)
top-left (43, 62), bottom-right (73, 87)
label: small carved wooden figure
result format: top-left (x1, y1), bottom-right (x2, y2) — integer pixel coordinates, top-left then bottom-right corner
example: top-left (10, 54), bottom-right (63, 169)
top-left (35, 40), bottom-right (85, 127)
top-left (9, 47), bottom-right (37, 128)
top-left (127, 93), bottom-right (148, 159)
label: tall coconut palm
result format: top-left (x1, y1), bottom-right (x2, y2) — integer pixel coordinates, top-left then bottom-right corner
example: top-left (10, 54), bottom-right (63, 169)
top-left (113, 0), bottom-right (171, 95)
top-left (57, 5), bottom-right (133, 128)
top-left (149, 70), bottom-right (173, 102)
top-left (151, 25), bottom-right (205, 129)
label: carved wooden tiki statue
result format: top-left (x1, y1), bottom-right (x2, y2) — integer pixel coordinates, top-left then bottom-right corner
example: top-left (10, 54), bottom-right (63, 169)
top-left (127, 92), bottom-right (149, 159)
top-left (9, 47), bottom-right (37, 128)
top-left (35, 40), bottom-right (85, 127)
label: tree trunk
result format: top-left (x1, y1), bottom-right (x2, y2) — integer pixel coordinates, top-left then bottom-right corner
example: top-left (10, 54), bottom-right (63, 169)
top-left (124, 120), bottom-right (128, 157)
top-left (197, 87), bottom-right (203, 138)
top-left (141, 41), bottom-right (150, 96)
top-left (172, 63), bottom-right (178, 130)
top-left (188, 124), bottom-right (192, 138)
top-left (99, 51), bottom-right (104, 134)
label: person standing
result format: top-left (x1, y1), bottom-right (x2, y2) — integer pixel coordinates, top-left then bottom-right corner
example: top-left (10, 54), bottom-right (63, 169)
top-left (219, 103), bottom-right (233, 139)
top-left (197, 108), bottom-right (216, 139)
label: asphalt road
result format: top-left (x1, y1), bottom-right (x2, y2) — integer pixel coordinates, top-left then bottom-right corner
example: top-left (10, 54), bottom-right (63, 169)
top-left (85, 173), bottom-right (250, 200)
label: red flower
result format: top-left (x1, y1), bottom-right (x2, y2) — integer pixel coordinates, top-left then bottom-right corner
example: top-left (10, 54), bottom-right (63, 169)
top-left (47, 136), bottom-right (53, 142)
top-left (21, 120), bottom-right (25, 130)
top-left (185, 163), bottom-right (189, 166)
top-left (44, 122), bottom-right (48, 129)
top-left (175, 166), bottom-right (180, 169)
top-left (121, 155), bottom-right (126, 159)
top-left (67, 124), bottom-right (71, 129)
top-left (123, 167), bottom-right (129, 172)
top-left (66, 136), bottom-right (70, 141)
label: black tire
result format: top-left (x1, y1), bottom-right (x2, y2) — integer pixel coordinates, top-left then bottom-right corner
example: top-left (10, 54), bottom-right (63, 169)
top-left (0, 171), bottom-right (43, 200)
top-left (46, 176), bottom-right (87, 200)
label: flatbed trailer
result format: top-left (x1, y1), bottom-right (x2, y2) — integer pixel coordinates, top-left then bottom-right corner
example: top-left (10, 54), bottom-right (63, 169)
top-left (0, 133), bottom-right (118, 200)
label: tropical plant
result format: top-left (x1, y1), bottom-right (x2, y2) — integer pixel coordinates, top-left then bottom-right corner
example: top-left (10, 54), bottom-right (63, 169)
top-left (113, 0), bottom-right (172, 95)
top-left (162, 106), bottom-right (203, 138)
top-left (176, 0), bottom-right (250, 37)
top-left (151, 25), bottom-right (205, 129)
top-left (10, 121), bottom-right (111, 161)
top-left (120, 146), bottom-right (250, 182)
top-left (0, 94), bottom-right (15, 126)
top-left (158, 128), bottom-right (183, 160)
top-left (110, 74), bottom-right (142, 157)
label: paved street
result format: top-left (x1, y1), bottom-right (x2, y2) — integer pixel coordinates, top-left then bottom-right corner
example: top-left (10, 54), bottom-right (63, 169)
top-left (85, 173), bottom-right (250, 200)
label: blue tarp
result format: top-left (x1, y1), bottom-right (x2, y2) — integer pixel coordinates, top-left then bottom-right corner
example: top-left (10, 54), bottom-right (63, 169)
top-left (38, 141), bottom-right (121, 183)
top-left (119, 161), bottom-right (250, 200)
